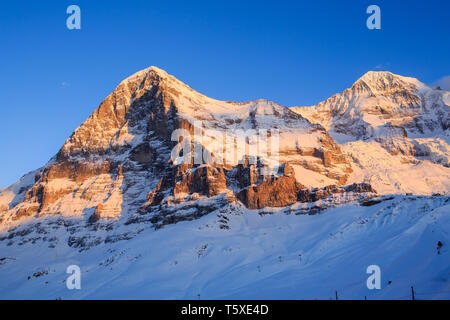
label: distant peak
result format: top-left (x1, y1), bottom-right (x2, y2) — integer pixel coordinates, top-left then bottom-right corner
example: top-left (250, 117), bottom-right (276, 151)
top-left (121, 66), bottom-right (168, 83)
top-left (148, 66), bottom-right (169, 76)
top-left (359, 71), bottom-right (395, 82)
top-left (356, 70), bottom-right (427, 91)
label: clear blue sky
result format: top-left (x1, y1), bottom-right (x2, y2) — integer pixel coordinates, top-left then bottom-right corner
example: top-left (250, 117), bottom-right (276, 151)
top-left (1, 0), bottom-right (449, 187)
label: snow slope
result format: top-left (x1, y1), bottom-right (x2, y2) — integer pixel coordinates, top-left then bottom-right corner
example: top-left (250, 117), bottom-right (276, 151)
top-left (0, 195), bottom-right (448, 300)
top-left (343, 141), bottom-right (450, 195)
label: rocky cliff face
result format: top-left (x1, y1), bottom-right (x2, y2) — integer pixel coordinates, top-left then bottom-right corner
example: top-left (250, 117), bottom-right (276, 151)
top-left (0, 67), bottom-right (354, 228)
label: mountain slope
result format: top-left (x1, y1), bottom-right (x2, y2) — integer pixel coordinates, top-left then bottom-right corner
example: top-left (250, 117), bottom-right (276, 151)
top-left (0, 194), bottom-right (448, 299)
top-left (292, 71), bottom-right (450, 195)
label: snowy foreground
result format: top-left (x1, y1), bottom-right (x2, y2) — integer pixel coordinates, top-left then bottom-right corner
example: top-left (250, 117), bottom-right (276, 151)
top-left (0, 195), bottom-right (449, 300)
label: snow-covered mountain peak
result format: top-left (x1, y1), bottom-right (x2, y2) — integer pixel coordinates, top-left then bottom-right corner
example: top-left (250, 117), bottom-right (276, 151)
top-left (358, 70), bottom-right (394, 82)
top-left (58, 65), bottom-right (322, 159)
top-left (117, 66), bottom-right (172, 91)
top-left (292, 71), bottom-right (449, 139)
top-left (353, 71), bottom-right (428, 96)
top-left (358, 70), bottom-right (421, 85)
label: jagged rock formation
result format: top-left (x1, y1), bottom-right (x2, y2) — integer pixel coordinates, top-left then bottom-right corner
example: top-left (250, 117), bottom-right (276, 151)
top-left (297, 183), bottom-right (376, 203)
top-left (237, 163), bottom-right (304, 209)
top-left (0, 67), bottom-right (353, 228)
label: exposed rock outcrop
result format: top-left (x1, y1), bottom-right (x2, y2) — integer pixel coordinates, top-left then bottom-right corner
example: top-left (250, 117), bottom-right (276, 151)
top-left (297, 183), bottom-right (376, 203)
top-left (238, 174), bottom-right (304, 209)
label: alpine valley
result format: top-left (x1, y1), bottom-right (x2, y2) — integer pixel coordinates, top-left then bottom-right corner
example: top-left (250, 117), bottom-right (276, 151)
top-left (0, 67), bottom-right (449, 299)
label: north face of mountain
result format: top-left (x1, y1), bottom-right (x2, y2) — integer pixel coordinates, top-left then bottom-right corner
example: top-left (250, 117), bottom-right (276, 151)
top-left (0, 67), bottom-right (353, 228)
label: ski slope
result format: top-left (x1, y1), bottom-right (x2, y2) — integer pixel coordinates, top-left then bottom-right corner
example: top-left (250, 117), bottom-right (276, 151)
top-left (0, 195), bottom-right (448, 300)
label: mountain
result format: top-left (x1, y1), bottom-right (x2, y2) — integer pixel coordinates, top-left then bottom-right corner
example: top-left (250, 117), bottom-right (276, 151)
top-left (292, 71), bottom-right (450, 195)
top-left (292, 71), bottom-right (449, 140)
top-left (0, 66), bottom-right (355, 228)
top-left (0, 67), bottom-right (449, 300)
